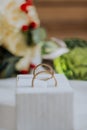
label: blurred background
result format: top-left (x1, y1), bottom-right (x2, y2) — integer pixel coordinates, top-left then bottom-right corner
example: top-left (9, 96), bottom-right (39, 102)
top-left (0, 0), bottom-right (87, 80)
top-left (34, 0), bottom-right (87, 40)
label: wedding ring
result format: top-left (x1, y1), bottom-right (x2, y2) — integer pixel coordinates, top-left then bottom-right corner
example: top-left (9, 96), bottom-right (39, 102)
top-left (33, 63), bottom-right (54, 76)
top-left (32, 70), bottom-right (57, 87)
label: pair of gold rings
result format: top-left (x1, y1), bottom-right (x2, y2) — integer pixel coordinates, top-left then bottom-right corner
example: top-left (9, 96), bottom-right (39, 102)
top-left (32, 64), bottom-right (57, 87)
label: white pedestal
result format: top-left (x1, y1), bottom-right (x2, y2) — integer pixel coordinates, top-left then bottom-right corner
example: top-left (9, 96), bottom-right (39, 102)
top-left (0, 78), bottom-right (16, 130)
top-left (0, 78), bottom-right (87, 130)
top-left (16, 74), bottom-right (74, 130)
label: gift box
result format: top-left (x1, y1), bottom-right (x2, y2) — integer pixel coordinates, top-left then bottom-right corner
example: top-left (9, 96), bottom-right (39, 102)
top-left (16, 73), bottom-right (74, 130)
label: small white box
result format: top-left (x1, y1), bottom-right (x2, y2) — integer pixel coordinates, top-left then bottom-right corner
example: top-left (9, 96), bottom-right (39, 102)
top-left (16, 74), bottom-right (74, 130)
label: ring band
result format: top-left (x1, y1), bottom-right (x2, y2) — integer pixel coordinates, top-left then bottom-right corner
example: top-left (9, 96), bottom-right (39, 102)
top-left (33, 63), bottom-right (54, 76)
top-left (32, 70), bottom-right (57, 87)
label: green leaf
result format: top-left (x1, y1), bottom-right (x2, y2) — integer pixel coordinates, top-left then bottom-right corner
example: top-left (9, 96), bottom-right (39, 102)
top-left (64, 38), bottom-right (87, 49)
top-left (0, 46), bottom-right (14, 59)
top-left (32, 28), bottom-right (47, 44)
top-left (41, 40), bottom-right (59, 54)
top-left (0, 54), bottom-right (21, 78)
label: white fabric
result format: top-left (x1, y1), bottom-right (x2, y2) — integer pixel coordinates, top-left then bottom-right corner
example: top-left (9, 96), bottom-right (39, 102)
top-left (0, 77), bottom-right (87, 130)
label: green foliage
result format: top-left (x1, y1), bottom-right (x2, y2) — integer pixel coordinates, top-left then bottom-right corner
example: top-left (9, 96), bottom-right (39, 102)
top-left (23, 27), bottom-right (47, 46)
top-left (64, 38), bottom-right (87, 49)
top-left (41, 40), bottom-right (58, 54)
top-left (0, 47), bottom-right (21, 78)
top-left (54, 47), bottom-right (87, 80)
top-left (32, 27), bottom-right (47, 44)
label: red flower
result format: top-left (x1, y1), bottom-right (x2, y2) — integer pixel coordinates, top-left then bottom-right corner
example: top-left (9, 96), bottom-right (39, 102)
top-left (30, 64), bottom-right (36, 69)
top-left (20, 2), bottom-right (32, 13)
top-left (20, 70), bottom-right (29, 74)
top-left (20, 3), bottom-right (28, 13)
top-left (21, 25), bottom-right (29, 31)
top-left (29, 22), bottom-right (37, 29)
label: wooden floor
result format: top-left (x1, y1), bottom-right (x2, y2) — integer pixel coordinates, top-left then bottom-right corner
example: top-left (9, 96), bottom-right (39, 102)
top-left (34, 0), bottom-right (87, 40)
